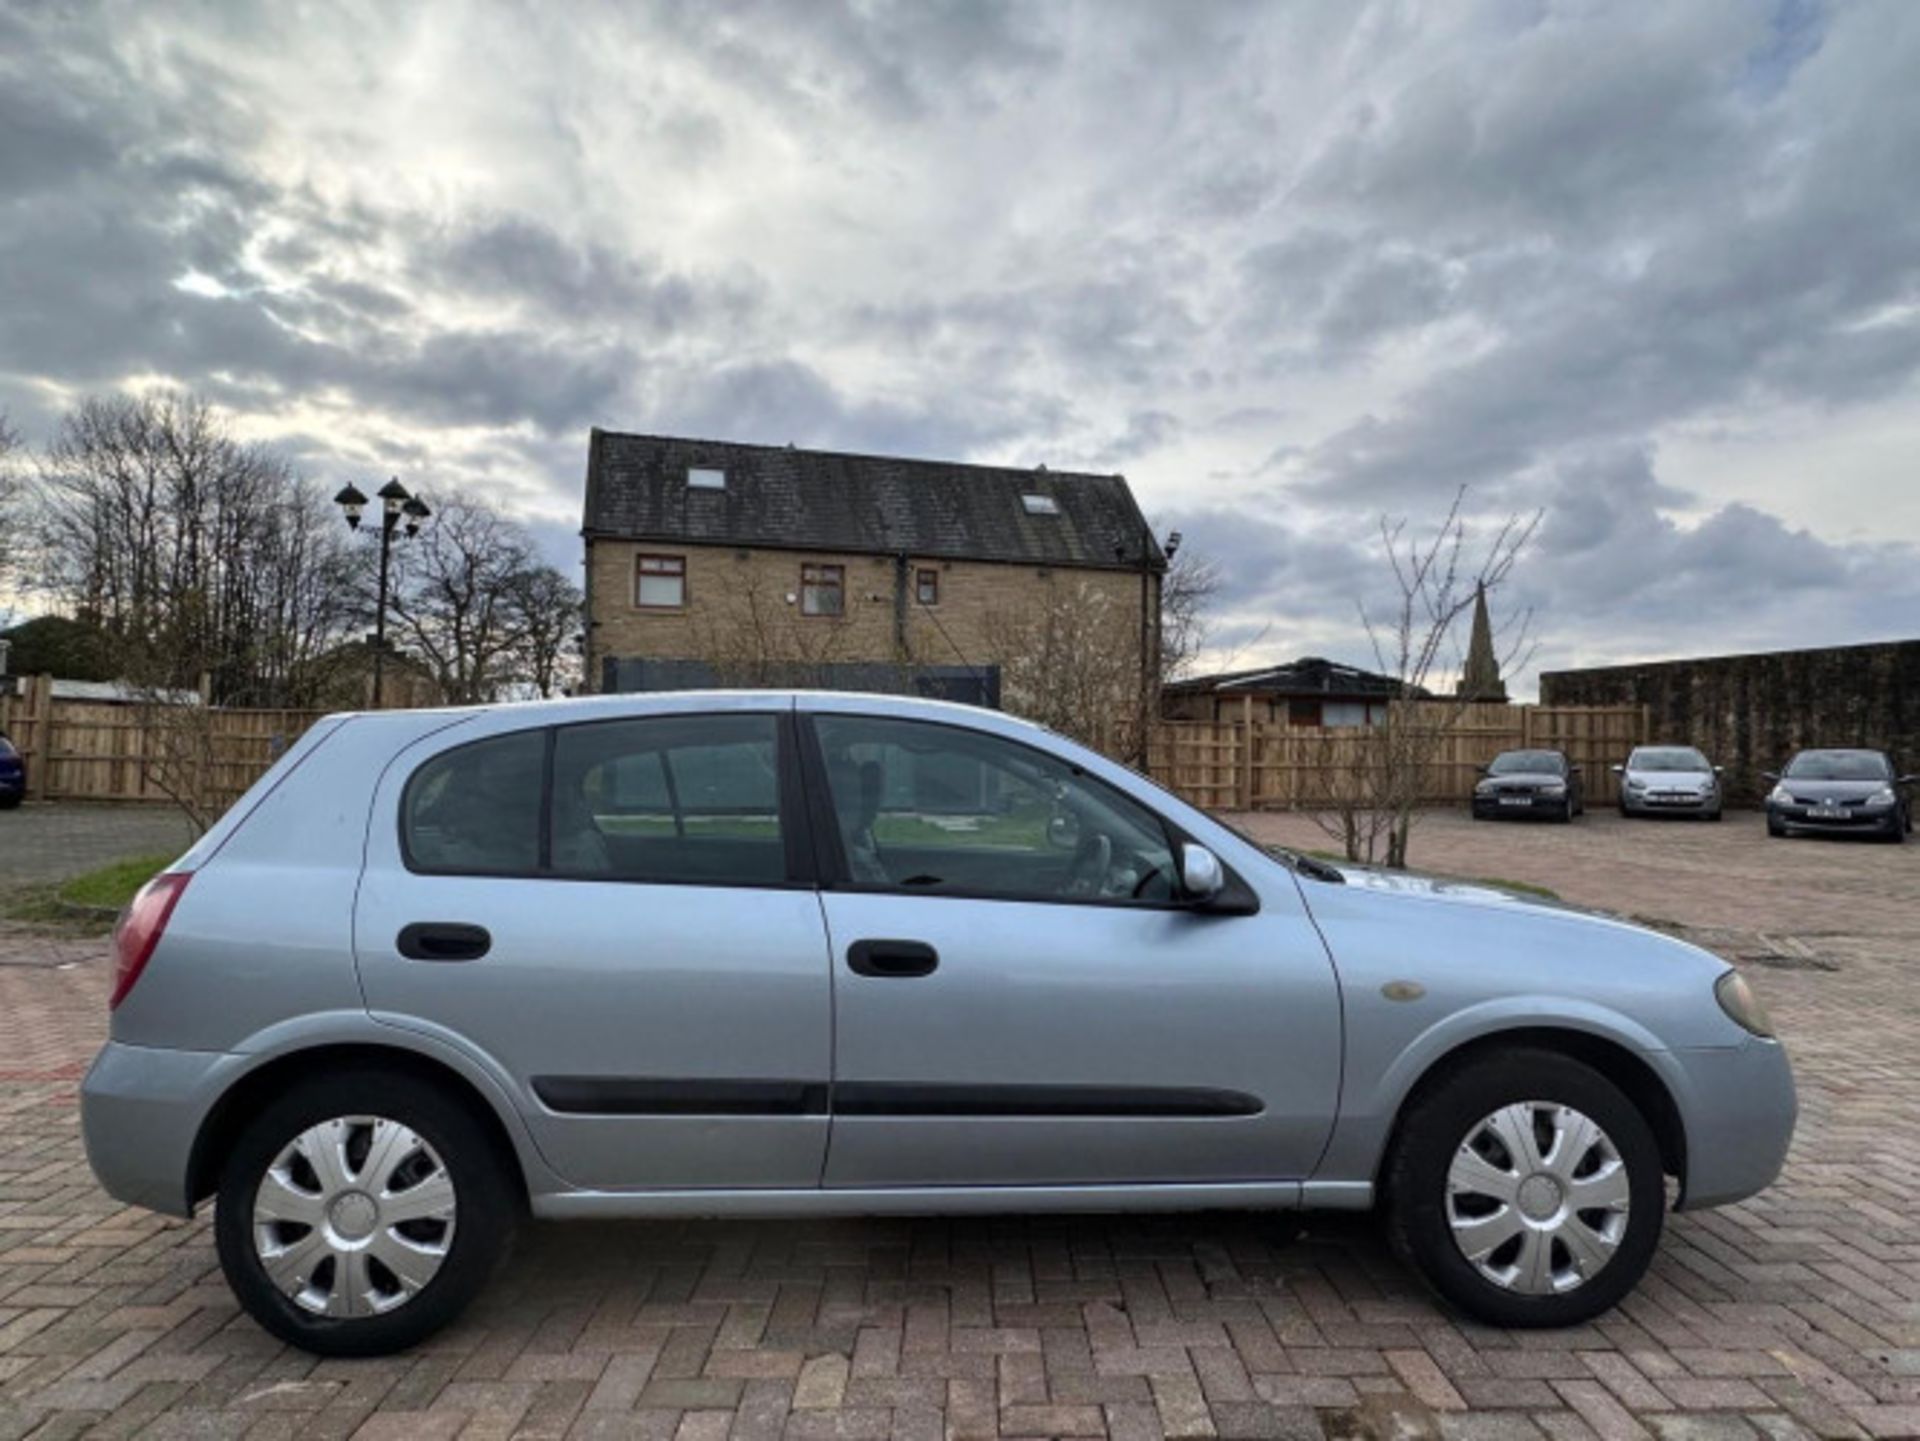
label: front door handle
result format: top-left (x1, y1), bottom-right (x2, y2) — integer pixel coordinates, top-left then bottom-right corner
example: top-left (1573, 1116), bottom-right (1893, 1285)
top-left (847, 939), bottom-right (939, 978)
top-left (397, 923), bottom-right (492, 962)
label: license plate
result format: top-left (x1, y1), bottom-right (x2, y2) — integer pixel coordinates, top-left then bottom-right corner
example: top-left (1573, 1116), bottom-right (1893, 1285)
top-left (1499, 796), bottom-right (1530, 806)
top-left (1812, 804), bottom-right (1846, 819)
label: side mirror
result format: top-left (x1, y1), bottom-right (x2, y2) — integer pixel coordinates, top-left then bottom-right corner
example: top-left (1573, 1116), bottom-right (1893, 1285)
top-left (1761, 771), bottom-right (1779, 783)
top-left (1713, 765), bottom-right (1724, 774)
top-left (1899, 775), bottom-right (1917, 787)
top-left (1474, 764), bottom-right (1489, 776)
top-left (1569, 765), bottom-right (1583, 775)
top-left (1609, 764), bottom-right (1624, 775)
top-left (1180, 843), bottom-right (1225, 902)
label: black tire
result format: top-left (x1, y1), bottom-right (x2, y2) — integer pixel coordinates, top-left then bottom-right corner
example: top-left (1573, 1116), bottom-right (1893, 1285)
top-left (214, 1069), bottom-right (518, 1356)
top-left (1767, 815), bottom-right (1786, 837)
top-left (1383, 1048), bottom-right (1665, 1329)
top-left (0, 793), bottom-right (22, 810)
top-left (1706, 810), bottom-right (1722, 822)
top-left (1555, 799), bottom-right (1574, 824)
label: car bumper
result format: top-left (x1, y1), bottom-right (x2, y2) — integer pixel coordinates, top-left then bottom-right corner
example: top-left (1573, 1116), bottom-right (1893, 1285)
top-left (1621, 793), bottom-right (1717, 814)
top-left (1768, 803), bottom-right (1898, 832)
top-left (1671, 1037), bottom-right (1797, 1210)
top-left (1471, 795), bottom-right (1565, 817)
top-left (81, 1041), bottom-right (233, 1218)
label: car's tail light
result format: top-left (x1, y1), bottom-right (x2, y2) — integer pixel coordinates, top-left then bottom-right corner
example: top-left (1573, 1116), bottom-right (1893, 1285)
top-left (110, 872), bottom-right (191, 1010)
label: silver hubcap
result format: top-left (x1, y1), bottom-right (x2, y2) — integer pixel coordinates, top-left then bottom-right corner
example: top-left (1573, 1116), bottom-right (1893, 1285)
top-left (1446, 1101), bottom-right (1631, 1295)
top-left (252, 1116), bottom-right (456, 1317)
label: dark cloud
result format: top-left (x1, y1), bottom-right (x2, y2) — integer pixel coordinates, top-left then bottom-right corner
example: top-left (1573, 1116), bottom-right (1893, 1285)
top-left (1, 0), bottom-right (1915, 684)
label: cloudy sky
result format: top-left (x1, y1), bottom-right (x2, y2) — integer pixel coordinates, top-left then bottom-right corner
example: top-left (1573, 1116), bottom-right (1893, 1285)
top-left (5, 0), bottom-right (1918, 692)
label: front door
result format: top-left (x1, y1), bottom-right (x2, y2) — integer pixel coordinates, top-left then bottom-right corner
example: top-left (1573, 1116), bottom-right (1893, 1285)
top-left (355, 705), bottom-right (833, 1191)
top-left (803, 708), bottom-right (1342, 1190)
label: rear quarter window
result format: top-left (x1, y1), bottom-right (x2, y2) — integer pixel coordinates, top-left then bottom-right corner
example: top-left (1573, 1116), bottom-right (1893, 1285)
top-left (403, 730), bottom-right (545, 874)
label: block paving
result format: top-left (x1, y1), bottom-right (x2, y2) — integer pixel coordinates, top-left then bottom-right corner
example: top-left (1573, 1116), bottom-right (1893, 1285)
top-left (2, 810), bottom-right (1917, 1438)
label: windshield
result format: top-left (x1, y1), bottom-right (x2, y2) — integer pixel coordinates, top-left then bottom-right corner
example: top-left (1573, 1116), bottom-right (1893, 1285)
top-left (1488, 750), bottom-right (1563, 775)
top-left (1784, 750), bottom-right (1891, 781)
top-left (1628, 747), bottom-right (1709, 772)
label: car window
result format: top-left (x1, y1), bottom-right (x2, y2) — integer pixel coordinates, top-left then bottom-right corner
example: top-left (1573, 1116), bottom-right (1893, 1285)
top-left (1488, 750), bottom-right (1564, 775)
top-left (813, 714), bottom-right (1177, 903)
top-left (403, 730), bottom-right (545, 874)
top-left (1784, 750), bottom-right (1891, 781)
top-left (1629, 748), bottom-right (1709, 772)
top-left (550, 714), bottom-right (785, 884)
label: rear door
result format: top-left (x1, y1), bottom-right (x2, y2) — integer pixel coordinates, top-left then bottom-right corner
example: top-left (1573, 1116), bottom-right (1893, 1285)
top-left (803, 704), bottom-right (1343, 1190)
top-left (355, 700), bottom-right (833, 1191)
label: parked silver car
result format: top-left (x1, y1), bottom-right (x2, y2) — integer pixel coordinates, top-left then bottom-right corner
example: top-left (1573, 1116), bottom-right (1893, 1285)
top-left (81, 692), bottom-right (1795, 1355)
top-left (1612, 746), bottom-right (1724, 820)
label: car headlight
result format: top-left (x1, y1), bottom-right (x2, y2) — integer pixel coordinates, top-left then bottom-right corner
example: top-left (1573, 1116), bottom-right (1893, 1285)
top-left (1768, 784), bottom-right (1791, 804)
top-left (1625, 777), bottom-right (1646, 791)
top-left (1868, 786), bottom-right (1897, 807)
top-left (1715, 970), bottom-right (1774, 1039)
top-left (1539, 783), bottom-right (1566, 797)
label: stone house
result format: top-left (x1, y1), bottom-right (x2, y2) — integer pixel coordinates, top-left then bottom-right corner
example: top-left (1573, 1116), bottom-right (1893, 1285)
top-left (580, 432), bottom-right (1166, 727)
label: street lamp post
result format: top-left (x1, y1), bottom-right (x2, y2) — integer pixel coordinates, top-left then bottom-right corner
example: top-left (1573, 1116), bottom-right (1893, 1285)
top-left (333, 477), bottom-right (431, 708)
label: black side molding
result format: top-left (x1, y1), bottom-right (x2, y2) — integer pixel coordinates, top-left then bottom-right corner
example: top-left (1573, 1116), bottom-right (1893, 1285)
top-left (834, 1083), bottom-right (1263, 1118)
top-left (534, 1077), bottom-right (830, 1116)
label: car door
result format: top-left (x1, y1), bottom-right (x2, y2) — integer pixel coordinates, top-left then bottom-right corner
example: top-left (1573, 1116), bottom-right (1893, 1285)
top-left (355, 701), bottom-right (833, 1192)
top-left (802, 704), bottom-right (1343, 1190)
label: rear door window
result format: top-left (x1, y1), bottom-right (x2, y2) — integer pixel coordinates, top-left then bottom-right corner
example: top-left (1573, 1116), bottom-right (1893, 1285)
top-left (550, 714), bottom-right (786, 884)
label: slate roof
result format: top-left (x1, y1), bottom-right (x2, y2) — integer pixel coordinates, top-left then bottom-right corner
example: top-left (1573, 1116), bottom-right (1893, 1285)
top-left (1164, 657), bottom-right (1426, 699)
top-left (582, 430), bottom-right (1164, 572)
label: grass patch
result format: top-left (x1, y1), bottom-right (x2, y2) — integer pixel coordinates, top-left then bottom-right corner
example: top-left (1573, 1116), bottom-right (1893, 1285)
top-left (0, 851), bottom-right (176, 935)
top-left (59, 853), bottom-right (176, 911)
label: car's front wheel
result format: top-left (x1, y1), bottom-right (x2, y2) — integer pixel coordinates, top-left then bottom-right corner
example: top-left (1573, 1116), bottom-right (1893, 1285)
top-left (213, 1070), bottom-right (517, 1356)
top-left (1384, 1049), bottom-right (1664, 1328)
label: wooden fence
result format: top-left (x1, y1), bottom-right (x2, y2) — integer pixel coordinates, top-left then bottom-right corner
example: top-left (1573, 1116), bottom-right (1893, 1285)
top-left (1146, 701), bottom-right (1650, 812)
top-left (0, 675), bottom-right (325, 808)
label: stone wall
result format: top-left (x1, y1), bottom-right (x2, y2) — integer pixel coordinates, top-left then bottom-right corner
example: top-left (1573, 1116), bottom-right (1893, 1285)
top-left (1539, 640), bottom-right (1920, 804)
top-left (584, 538), bottom-right (1158, 709)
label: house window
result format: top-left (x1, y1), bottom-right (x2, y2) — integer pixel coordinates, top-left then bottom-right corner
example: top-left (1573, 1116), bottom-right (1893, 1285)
top-left (915, 568), bottom-right (939, 606)
top-left (1288, 699), bottom-right (1322, 728)
top-left (1021, 493), bottom-right (1059, 515)
top-left (687, 467), bottom-right (726, 490)
top-left (800, 563), bottom-right (845, 617)
top-left (635, 554), bottom-right (686, 609)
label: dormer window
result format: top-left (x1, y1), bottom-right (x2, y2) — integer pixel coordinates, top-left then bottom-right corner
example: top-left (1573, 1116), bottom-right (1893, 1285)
top-left (1021, 493), bottom-right (1058, 515)
top-left (688, 467), bottom-right (726, 490)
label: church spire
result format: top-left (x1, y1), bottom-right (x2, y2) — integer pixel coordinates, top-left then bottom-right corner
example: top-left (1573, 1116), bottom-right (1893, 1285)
top-left (1457, 582), bottom-right (1506, 701)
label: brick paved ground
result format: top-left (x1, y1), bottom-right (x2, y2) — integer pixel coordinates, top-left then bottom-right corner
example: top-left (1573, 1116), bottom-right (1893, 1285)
top-left (2, 812), bottom-right (1917, 1439)
top-left (0, 806), bottom-right (198, 888)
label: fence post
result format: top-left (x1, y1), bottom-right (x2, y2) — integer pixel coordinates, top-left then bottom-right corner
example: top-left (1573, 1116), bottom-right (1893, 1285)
top-left (1239, 694), bottom-right (1254, 810)
top-left (30, 673), bottom-right (54, 799)
top-left (1639, 703), bottom-right (1650, 746)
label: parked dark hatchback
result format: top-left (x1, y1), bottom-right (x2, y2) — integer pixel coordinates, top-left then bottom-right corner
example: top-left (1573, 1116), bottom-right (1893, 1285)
top-left (1471, 748), bottom-right (1584, 822)
top-left (0, 732), bottom-right (24, 809)
top-left (1765, 749), bottom-right (1912, 842)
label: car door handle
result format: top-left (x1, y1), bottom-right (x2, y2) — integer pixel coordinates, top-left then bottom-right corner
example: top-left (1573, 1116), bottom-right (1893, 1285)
top-left (396, 923), bottom-right (492, 962)
top-left (847, 939), bottom-right (939, 978)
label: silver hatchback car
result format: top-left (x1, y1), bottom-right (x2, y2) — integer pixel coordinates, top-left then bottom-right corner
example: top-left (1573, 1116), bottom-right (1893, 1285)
top-left (82, 692), bottom-right (1795, 1355)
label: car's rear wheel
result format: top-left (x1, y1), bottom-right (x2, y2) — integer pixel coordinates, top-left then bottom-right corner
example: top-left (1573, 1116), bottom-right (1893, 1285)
top-left (1384, 1049), bottom-right (1664, 1328)
top-left (214, 1070), bottom-right (516, 1356)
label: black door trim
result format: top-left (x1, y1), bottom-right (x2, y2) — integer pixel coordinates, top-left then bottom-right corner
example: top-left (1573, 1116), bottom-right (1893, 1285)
top-left (531, 1076), bottom-right (1262, 1119)
top-left (533, 1077), bottom-right (830, 1116)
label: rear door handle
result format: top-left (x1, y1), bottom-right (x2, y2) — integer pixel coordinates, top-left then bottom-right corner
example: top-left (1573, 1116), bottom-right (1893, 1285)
top-left (847, 939), bottom-right (939, 978)
top-left (397, 923), bottom-right (492, 962)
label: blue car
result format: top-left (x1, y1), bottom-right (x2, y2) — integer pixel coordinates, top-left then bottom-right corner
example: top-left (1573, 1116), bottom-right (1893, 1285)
top-left (0, 731), bottom-right (24, 809)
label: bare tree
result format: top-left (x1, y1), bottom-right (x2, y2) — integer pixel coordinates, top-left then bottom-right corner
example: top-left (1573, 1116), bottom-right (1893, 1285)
top-left (32, 393), bottom-right (354, 705)
top-left (1304, 488), bottom-right (1541, 869)
top-left (0, 413), bottom-right (22, 596)
top-left (1159, 544), bottom-right (1219, 685)
top-left (982, 576), bottom-right (1151, 759)
top-left (379, 495), bottom-right (582, 704)
top-left (681, 566), bottom-right (866, 688)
